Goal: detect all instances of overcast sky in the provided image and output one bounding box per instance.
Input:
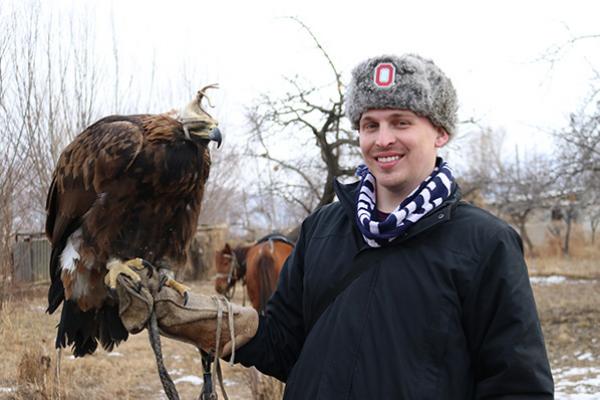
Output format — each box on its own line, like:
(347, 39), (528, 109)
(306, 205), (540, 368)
(36, 0), (600, 158)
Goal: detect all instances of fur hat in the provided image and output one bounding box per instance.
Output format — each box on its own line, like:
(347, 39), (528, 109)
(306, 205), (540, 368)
(345, 54), (458, 136)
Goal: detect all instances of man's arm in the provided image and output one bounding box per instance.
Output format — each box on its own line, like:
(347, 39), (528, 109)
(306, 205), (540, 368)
(463, 226), (554, 398)
(113, 219), (312, 382)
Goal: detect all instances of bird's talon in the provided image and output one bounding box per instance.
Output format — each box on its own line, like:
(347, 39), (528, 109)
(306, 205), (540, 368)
(142, 260), (155, 277)
(163, 277), (190, 300)
(158, 275), (169, 292)
(104, 259), (143, 289)
(183, 291), (189, 306)
(125, 258), (147, 271)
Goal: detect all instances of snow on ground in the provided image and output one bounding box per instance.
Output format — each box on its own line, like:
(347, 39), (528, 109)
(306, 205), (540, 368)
(554, 366), (600, 399)
(530, 275), (568, 285)
(530, 275), (597, 286)
(576, 352), (595, 361)
(223, 379), (239, 387)
(173, 375), (203, 385)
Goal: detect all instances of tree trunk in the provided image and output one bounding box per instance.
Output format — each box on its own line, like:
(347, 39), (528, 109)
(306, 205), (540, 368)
(563, 213), (572, 256)
(517, 218), (536, 257)
(316, 171), (336, 209)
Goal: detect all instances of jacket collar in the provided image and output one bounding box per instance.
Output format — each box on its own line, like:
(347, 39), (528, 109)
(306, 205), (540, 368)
(333, 178), (462, 246)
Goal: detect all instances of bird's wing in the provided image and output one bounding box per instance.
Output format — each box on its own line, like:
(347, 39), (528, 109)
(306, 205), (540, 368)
(46, 116), (146, 244)
(46, 116), (145, 311)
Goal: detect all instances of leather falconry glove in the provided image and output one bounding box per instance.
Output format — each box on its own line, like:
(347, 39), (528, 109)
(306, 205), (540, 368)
(115, 265), (258, 358)
(153, 285), (258, 358)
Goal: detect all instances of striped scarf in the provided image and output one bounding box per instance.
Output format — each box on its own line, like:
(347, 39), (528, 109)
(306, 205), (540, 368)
(356, 157), (455, 247)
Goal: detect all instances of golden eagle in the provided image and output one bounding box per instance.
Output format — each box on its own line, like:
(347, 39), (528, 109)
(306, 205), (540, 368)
(45, 85), (222, 357)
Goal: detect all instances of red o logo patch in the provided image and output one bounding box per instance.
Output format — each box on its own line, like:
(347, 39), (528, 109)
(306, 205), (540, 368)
(373, 63), (395, 88)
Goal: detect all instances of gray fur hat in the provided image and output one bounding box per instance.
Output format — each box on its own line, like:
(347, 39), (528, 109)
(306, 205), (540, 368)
(345, 54), (458, 136)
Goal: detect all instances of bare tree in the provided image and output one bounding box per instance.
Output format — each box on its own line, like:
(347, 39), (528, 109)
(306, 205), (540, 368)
(457, 126), (506, 205)
(197, 146), (269, 237)
(460, 127), (560, 255)
(245, 18), (360, 216)
(547, 193), (581, 257)
(493, 151), (560, 255)
(558, 100), (600, 176)
(0, 1), (233, 277)
(0, 5), (28, 303)
(0, 2), (108, 234)
(553, 86), (600, 250)
(572, 169), (600, 247)
(589, 205), (600, 245)
(0, 1), (189, 235)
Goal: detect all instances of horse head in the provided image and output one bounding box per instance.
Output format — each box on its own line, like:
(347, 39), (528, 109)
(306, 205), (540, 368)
(215, 243), (235, 295)
(214, 242), (249, 297)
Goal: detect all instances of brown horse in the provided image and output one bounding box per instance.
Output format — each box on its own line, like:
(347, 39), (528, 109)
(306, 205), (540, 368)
(215, 235), (294, 312)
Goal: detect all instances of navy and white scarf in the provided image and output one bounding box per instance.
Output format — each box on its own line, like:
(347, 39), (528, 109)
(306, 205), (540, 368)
(356, 157), (455, 247)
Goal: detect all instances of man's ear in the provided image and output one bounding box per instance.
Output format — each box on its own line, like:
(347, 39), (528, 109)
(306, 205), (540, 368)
(434, 127), (450, 148)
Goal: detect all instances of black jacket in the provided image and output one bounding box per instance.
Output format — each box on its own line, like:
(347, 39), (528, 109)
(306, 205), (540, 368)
(236, 180), (554, 399)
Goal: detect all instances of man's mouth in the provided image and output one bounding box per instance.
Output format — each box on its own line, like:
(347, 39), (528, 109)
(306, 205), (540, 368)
(377, 155), (402, 163)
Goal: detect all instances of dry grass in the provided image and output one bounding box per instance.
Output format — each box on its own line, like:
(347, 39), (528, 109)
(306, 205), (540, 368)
(0, 280), (269, 400)
(15, 345), (56, 399)
(244, 368), (284, 400)
(527, 231), (600, 279)
(531, 274), (600, 388)
(3, 250), (597, 399)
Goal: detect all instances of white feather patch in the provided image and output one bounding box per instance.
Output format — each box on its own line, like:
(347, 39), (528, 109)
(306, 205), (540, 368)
(60, 229), (82, 273)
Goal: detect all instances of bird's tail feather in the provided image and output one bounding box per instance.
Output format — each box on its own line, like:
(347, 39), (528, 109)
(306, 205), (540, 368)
(56, 300), (128, 357)
(98, 303), (128, 352)
(56, 300), (98, 357)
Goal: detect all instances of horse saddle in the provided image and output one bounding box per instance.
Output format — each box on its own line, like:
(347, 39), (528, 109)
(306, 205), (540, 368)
(256, 232), (295, 246)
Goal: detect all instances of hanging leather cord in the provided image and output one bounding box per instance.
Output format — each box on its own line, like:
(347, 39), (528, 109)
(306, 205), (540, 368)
(148, 310), (180, 400)
(145, 292), (234, 400)
(200, 296), (234, 400)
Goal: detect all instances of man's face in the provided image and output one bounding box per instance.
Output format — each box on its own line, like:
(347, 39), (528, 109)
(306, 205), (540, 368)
(358, 109), (449, 204)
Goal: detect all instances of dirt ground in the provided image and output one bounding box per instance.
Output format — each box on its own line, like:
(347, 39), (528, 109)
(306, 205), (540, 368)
(0, 280), (260, 400)
(531, 277), (600, 398)
(0, 263), (599, 399)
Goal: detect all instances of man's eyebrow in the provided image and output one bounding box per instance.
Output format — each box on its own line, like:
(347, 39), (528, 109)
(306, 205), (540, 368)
(387, 111), (415, 118)
(361, 111), (416, 121)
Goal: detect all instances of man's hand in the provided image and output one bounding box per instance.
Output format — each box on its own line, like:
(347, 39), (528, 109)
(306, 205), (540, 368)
(114, 268), (258, 357)
(153, 285), (258, 357)
(115, 274), (155, 334)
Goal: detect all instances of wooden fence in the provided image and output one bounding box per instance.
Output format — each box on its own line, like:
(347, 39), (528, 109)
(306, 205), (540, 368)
(12, 233), (51, 283)
(10, 225), (229, 283)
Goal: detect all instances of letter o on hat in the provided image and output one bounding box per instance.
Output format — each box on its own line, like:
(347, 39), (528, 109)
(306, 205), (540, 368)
(373, 63), (395, 88)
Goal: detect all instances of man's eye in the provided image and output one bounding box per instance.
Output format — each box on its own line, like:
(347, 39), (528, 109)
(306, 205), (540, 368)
(393, 120), (410, 128)
(362, 122), (377, 130)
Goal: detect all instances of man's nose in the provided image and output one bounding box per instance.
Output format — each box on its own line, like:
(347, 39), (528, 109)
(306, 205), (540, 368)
(375, 125), (396, 147)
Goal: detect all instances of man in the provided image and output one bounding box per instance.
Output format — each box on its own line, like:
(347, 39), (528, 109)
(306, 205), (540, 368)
(119, 54), (554, 398)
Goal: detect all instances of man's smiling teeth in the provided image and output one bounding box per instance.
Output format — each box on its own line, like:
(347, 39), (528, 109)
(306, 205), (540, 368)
(377, 155), (401, 163)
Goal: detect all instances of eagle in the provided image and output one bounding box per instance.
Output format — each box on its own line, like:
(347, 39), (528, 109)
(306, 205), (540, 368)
(45, 85), (222, 357)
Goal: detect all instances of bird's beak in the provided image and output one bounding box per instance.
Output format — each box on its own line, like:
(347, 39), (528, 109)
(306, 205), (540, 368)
(208, 127), (222, 148)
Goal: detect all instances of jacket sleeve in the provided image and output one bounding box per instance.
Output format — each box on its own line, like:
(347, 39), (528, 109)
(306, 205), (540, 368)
(462, 225), (554, 398)
(233, 220), (309, 381)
